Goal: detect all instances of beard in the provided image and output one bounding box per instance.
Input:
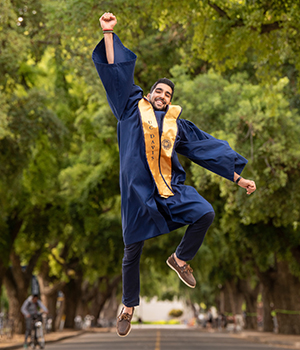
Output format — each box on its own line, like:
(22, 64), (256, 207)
(150, 98), (167, 111)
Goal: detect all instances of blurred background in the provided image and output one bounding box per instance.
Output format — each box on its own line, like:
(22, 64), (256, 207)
(0, 0), (300, 338)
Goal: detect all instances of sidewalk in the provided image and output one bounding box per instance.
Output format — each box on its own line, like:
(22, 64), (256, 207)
(197, 326), (300, 349)
(230, 330), (300, 349)
(0, 328), (113, 350)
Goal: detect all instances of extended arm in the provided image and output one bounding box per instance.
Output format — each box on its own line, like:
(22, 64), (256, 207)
(99, 12), (117, 64)
(176, 120), (256, 195)
(37, 300), (49, 313)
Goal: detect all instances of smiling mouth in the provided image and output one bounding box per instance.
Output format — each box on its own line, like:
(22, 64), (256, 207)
(155, 99), (164, 106)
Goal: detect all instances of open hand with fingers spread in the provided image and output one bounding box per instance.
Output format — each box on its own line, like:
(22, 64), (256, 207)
(100, 12), (117, 31)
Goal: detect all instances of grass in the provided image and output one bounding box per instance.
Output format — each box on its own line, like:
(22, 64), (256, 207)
(132, 319), (181, 325)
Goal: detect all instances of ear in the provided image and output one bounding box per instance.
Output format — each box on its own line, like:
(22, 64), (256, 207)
(146, 93), (150, 99)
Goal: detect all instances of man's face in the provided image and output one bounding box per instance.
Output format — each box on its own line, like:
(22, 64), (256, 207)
(147, 83), (172, 111)
(32, 296), (38, 303)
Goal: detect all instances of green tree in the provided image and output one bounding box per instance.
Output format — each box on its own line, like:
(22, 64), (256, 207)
(0, 0), (67, 330)
(146, 0), (300, 87)
(171, 68), (300, 334)
(2, 0), (300, 335)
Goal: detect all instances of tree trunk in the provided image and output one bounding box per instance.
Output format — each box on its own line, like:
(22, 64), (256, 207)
(37, 261), (66, 332)
(245, 292), (259, 330)
(273, 261), (300, 334)
(100, 286), (120, 325)
(3, 248), (44, 334)
(76, 280), (95, 318)
(225, 279), (244, 315)
(261, 278), (274, 332)
(258, 260), (300, 334)
(38, 278), (65, 332)
(218, 290), (225, 313)
(221, 284), (234, 314)
(63, 276), (82, 329)
(55, 296), (65, 331)
(3, 268), (27, 333)
(0, 217), (23, 314)
(45, 293), (57, 331)
(239, 277), (260, 330)
(0, 265), (6, 301)
(89, 275), (121, 320)
(76, 295), (90, 318)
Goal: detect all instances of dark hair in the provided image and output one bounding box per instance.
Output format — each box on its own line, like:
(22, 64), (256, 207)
(150, 78), (175, 99)
(32, 294), (39, 298)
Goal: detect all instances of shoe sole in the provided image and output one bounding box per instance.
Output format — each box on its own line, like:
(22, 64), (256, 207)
(166, 259), (196, 289)
(116, 323), (132, 337)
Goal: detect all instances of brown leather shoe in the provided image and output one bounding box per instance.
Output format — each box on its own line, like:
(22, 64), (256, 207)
(116, 307), (134, 337)
(166, 253), (196, 288)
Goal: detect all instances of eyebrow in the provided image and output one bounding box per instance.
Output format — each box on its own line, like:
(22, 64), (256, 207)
(155, 88), (172, 97)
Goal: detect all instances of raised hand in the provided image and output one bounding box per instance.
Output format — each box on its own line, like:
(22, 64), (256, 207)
(100, 12), (117, 31)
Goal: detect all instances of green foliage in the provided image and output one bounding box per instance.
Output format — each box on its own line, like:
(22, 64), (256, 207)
(170, 67), (300, 303)
(168, 309), (183, 318)
(1, 0), (300, 322)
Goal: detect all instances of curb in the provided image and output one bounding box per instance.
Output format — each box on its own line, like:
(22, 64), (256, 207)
(198, 328), (300, 349)
(230, 332), (300, 349)
(1, 330), (86, 350)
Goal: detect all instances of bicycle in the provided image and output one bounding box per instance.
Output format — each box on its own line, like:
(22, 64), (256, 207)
(29, 313), (45, 349)
(0, 313), (14, 340)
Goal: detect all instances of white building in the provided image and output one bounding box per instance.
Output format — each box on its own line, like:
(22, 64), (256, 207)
(130, 297), (194, 323)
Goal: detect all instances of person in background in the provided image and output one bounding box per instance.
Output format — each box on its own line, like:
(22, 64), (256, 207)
(21, 294), (48, 348)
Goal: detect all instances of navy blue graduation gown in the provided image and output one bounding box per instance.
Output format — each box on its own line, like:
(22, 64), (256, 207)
(92, 34), (247, 245)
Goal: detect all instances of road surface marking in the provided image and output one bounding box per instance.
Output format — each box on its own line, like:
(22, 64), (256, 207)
(155, 330), (161, 350)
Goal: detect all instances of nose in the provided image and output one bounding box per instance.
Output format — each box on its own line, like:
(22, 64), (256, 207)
(157, 91), (166, 100)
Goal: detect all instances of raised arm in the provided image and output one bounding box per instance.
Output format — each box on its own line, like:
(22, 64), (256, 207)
(92, 15), (141, 120)
(99, 12), (117, 64)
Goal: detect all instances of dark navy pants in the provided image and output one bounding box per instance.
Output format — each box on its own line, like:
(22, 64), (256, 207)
(122, 211), (215, 307)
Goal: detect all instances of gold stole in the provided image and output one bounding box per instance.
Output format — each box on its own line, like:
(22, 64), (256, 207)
(138, 98), (182, 198)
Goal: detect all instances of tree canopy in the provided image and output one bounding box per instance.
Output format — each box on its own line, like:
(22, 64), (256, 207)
(1, 0), (300, 335)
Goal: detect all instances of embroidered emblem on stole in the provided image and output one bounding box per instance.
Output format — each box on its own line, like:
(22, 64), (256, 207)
(138, 98), (182, 198)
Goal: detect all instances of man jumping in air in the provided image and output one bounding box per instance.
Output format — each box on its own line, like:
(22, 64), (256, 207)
(92, 12), (256, 337)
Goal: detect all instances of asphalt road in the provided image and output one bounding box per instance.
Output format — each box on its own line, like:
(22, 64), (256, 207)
(43, 328), (293, 350)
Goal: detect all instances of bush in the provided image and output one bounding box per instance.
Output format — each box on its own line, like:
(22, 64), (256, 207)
(168, 309), (183, 318)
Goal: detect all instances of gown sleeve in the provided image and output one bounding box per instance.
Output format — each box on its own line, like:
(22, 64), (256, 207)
(176, 119), (248, 181)
(92, 34), (139, 120)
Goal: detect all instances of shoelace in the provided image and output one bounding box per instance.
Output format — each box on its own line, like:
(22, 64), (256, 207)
(119, 312), (132, 321)
(182, 264), (193, 273)
(173, 256), (193, 273)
